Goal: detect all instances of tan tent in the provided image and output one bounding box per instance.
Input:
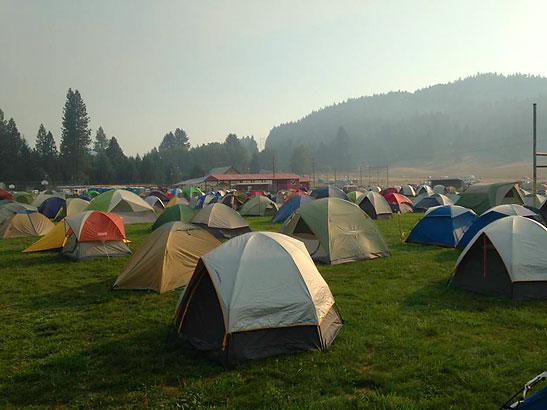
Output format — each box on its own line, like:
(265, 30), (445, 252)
(191, 203), (251, 239)
(66, 198), (90, 217)
(0, 211), (54, 239)
(239, 195), (279, 216)
(23, 219), (66, 252)
(113, 222), (221, 293)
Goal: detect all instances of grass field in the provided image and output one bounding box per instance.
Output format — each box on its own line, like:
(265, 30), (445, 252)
(1, 214), (546, 409)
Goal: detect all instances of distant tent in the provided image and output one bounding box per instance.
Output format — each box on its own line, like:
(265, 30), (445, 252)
(114, 222), (221, 293)
(457, 204), (543, 248)
(220, 192), (247, 211)
(152, 204), (197, 230)
(166, 196), (190, 208)
(0, 189), (13, 201)
(145, 195), (165, 212)
(281, 198), (389, 264)
(149, 190), (169, 202)
(380, 187), (399, 196)
(400, 185), (416, 197)
(450, 216), (547, 299)
(369, 186), (381, 193)
(432, 184), (446, 194)
(86, 189), (157, 224)
(38, 197), (66, 220)
(66, 198), (90, 217)
(171, 231), (343, 365)
(23, 219), (66, 252)
(413, 194), (454, 212)
(32, 191), (65, 208)
(383, 193), (414, 213)
(0, 206), (54, 239)
(191, 203), (251, 239)
(284, 191), (309, 203)
(182, 187), (203, 200)
(13, 192), (34, 204)
(239, 195), (279, 216)
(62, 211), (131, 260)
(347, 190), (364, 202)
(406, 205), (477, 247)
(273, 195), (315, 223)
(417, 185), (434, 196)
(310, 186), (349, 201)
(456, 182), (524, 214)
(356, 191), (392, 219)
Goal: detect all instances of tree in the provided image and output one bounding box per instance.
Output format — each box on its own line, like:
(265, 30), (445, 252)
(289, 144), (310, 175)
(174, 128), (190, 149)
(249, 152), (261, 173)
(59, 89), (91, 181)
(90, 152), (114, 183)
(105, 137), (128, 182)
(159, 132), (176, 152)
(35, 124), (58, 180)
(240, 136), (258, 156)
(93, 126), (109, 153)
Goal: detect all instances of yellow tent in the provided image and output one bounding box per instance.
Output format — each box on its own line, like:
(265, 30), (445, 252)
(23, 219), (66, 252)
(113, 222), (221, 293)
(166, 197), (190, 208)
(66, 198), (90, 216)
(0, 212), (54, 239)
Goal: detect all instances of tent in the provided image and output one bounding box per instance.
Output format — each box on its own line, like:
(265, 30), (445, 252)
(191, 203), (251, 239)
(406, 205), (477, 247)
(182, 187), (203, 200)
(457, 204), (543, 248)
(0, 202), (37, 225)
(170, 231), (343, 365)
(32, 191), (65, 208)
(239, 195), (279, 216)
(380, 187), (399, 196)
(450, 216), (547, 298)
(62, 211), (131, 260)
(66, 198), (90, 217)
(113, 222), (221, 293)
(369, 186), (381, 193)
(166, 196), (190, 208)
(38, 197), (66, 220)
(23, 219), (66, 252)
(383, 193), (414, 213)
(13, 192), (34, 204)
(432, 184), (446, 194)
(0, 207), (54, 239)
(400, 185), (416, 197)
(86, 189), (157, 224)
(524, 194), (547, 208)
(0, 189), (13, 201)
(310, 186), (349, 201)
(413, 194), (454, 212)
(273, 195), (315, 223)
(281, 198), (389, 264)
(145, 195), (165, 212)
(152, 204), (197, 230)
(356, 191), (392, 219)
(501, 370), (547, 409)
(149, 190), (169, 202)
(284, 191), (309, 203)
(220, 192), (247, 211)
(347, 190), (364, 202)
(456, 182), (524, 214)
(417, 185), (434, 196)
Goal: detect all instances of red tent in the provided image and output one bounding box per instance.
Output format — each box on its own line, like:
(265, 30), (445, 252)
(383, 193), (414, 213)
(65, 211), (126, 242)
(380, 187), (399, 196)
(0, 189), (13, 201)
(247, 191), (265, 198)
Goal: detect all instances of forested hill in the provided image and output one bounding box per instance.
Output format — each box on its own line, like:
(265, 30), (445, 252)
(265, 74), (547, 171)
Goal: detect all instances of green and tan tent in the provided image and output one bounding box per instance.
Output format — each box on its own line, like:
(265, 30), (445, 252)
(456, 182), (524, 214)
(113, 222), (221, 293)
(239, 195), (279, 216)
(66, 198), (90, 217)
(191, 203), (251, 239)
(85, 189), (157, 224)
(281, 197), (389, 264)
(13, 192), (34, 204)
(347, 190), (364, 203)
(152, 204), (197, 230)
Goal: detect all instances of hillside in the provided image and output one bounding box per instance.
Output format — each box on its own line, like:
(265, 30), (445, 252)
(265, 74), (547, 172)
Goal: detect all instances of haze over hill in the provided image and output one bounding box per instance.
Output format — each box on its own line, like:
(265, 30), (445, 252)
(266, 74), (547, 176)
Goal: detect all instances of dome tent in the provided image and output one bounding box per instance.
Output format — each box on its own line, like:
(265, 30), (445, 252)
(0, 205), (53, 239)
(413, 194), (454, 212)
(400, 185), (416, 197)
(347, 190), (364, 202)
(356, 191), (392, 219)
(13, 192), (34, 204)
(32, 191), (65, 208)
(239, 195), (279, 216)
(152, 204), (197, 230)
(450, 216), (547, 299)
(220, 191), (247, 211)
(383, 193), (414, 213)
(145, 196), (165, 212)
(281, 198), (389, 264)
(417, 185), (434, 196)
(62, 211), (131, 260)
(23, 219), (67, 252)
(191, 203), (251, 239)
(170, 231), (343, 365)
(457, 204), (544, 248)
(66, 198), (90, 217)
(38, 196), (66, 220)
(166, 196), (190, 208)
(272, 195), (315, 223)
(85, 189), (157, 224)
(406, 205), (477, 247)
(456, 182), (524, 214)
(113, 222), (221, 293)
(310, 186), (349, 201)
(0, 189), (13, 201)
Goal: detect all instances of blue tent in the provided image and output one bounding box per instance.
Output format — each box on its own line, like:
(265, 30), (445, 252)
(38, 197), (66, 219)
(457, 204), (543, 248)
(406, 205), (477, 247)
(502, 371), (547, 409)
(273, 195), (315, 223)
(310, 186), (349, 201)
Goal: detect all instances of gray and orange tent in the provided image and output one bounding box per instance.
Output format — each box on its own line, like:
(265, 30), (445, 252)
(113, 222), (221, 293)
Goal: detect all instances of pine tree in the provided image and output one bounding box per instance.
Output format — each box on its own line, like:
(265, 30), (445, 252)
(93, 126), (109, 153)
(35, 124), (58, 180)
(173, 128), (190, 149)
(60, 89), (91, 181)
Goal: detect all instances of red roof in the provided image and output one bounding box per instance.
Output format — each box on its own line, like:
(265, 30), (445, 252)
(206, 173), (303, 182)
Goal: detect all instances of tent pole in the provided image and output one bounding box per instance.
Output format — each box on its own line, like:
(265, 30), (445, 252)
(533, 103), (537, 208)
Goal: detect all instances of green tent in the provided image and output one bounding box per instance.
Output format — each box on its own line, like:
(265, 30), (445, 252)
(13, 192), (34, 204)
(152, 204), (197, 230)
(281, 197), (389, 265)
(347, 190), (364, 202)
(456, 182), (524, 214)
(239, 195), (279, 216)
(85, 189), (157, 224)
(183, 187), (203, 199)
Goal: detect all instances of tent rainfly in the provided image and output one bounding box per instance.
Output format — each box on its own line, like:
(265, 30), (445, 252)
(400, 185), (416, 197)
(85, 189), (157, 224)
(273, 195), (315, 223)
(239, 195), (279, 216)
(413, 194), (454, 212)
(356, 191), (392, 219)
(66, 198), (90, 217)
(456, 182), (524, 214)
(0, 206), (54, 239)
(383, 193), (414, 213)
(152, 204), (197, 230)
(310, 186), (349, 201)
(145, 196), (165, 212)
(170, 231), (343, 365)
(191, 203), (251, 239)
(23, 219), (67, 252)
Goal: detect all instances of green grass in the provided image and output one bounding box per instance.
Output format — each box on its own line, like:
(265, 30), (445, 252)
(1, 214), (547, 409)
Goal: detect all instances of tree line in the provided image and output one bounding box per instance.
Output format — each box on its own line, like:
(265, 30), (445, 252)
(0, 89), (316, 187)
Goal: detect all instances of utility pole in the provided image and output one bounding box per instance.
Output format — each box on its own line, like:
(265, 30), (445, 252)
(272, 152), (276, 193)
(534, 103), (538, 208)
(387, 165), (389, 187)
(368, 165), (371, 186)
(359, 165), (363, 187)
(311, 158), (315, 189)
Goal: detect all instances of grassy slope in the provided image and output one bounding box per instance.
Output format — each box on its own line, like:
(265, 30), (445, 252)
(1, 215), (547, 409)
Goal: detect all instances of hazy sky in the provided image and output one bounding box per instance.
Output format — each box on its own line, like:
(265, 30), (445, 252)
(2, 1), (547, 155)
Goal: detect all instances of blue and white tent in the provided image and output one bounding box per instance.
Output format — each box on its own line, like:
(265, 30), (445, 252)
(406, 205), (477, 247)
(272, 195), (315, 223)
(457, 204), (544, 248)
